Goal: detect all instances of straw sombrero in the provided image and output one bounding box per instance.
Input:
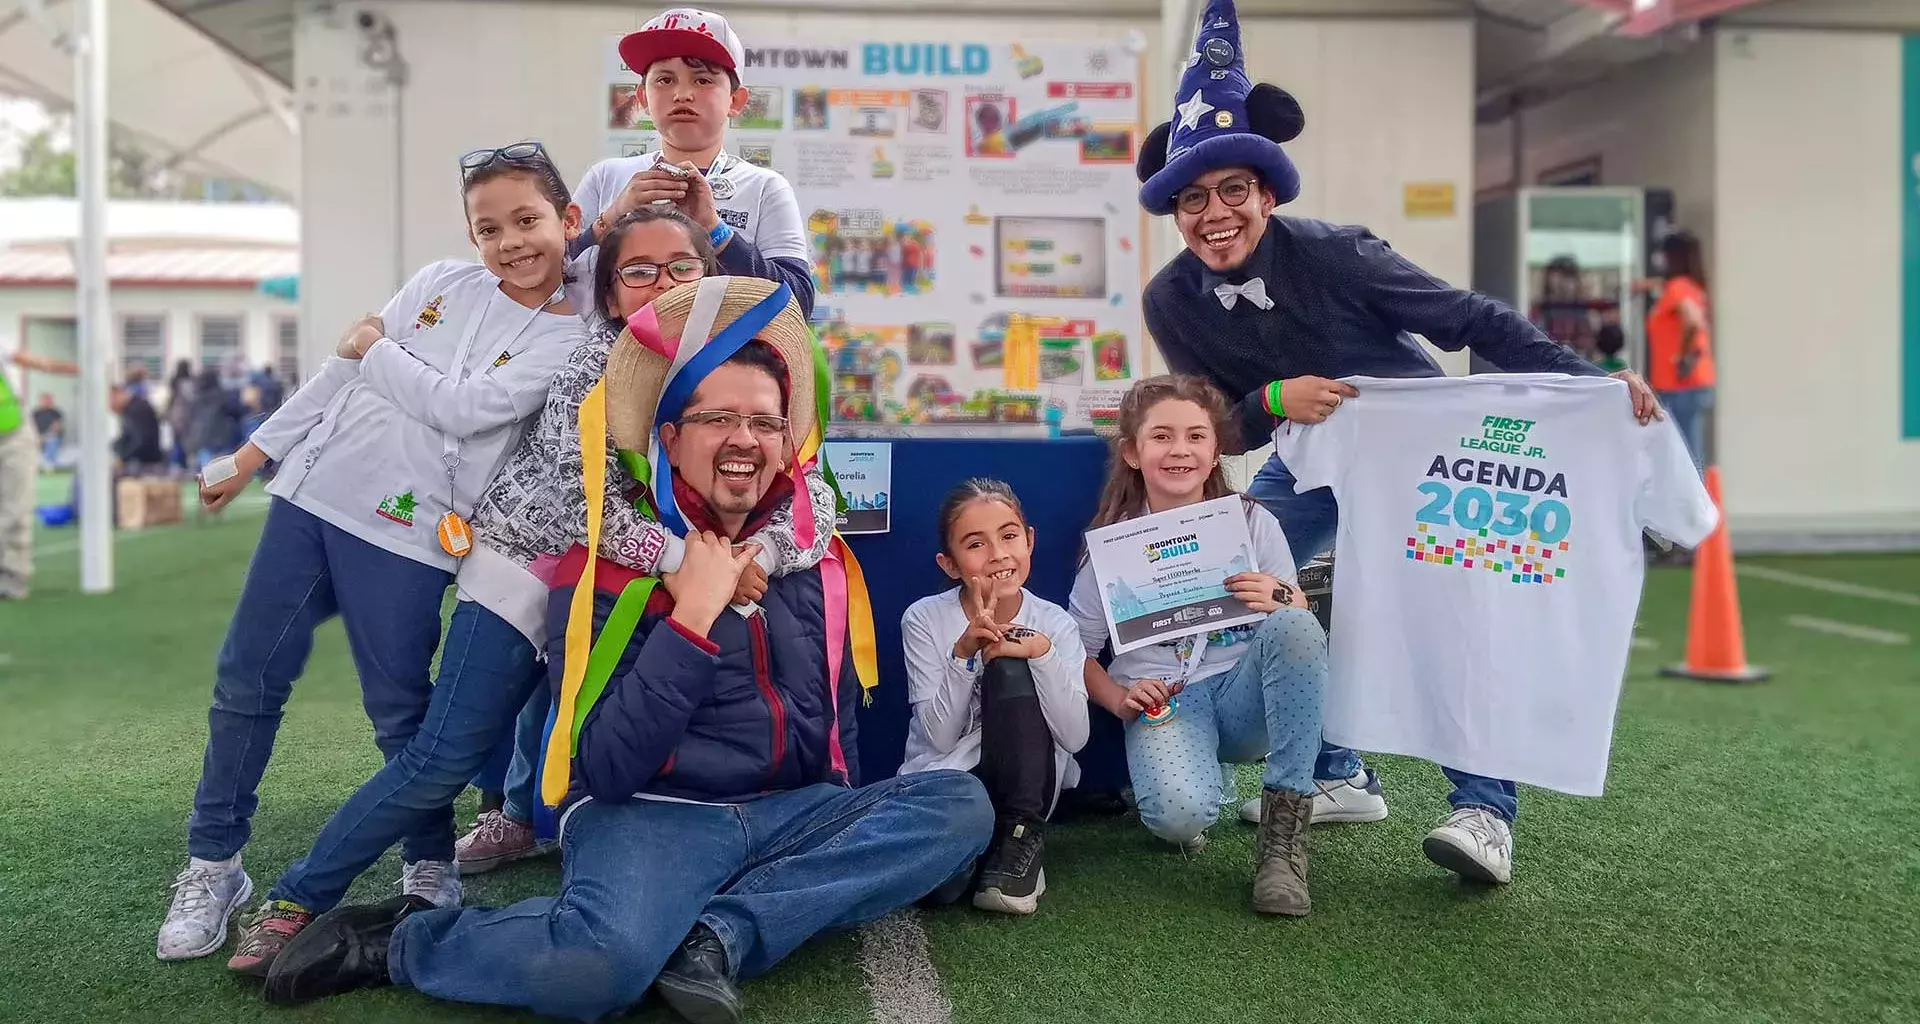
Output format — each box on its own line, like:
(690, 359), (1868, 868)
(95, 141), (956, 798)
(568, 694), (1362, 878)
(541, 274), (879, 810)
(603, 275), (817, 460)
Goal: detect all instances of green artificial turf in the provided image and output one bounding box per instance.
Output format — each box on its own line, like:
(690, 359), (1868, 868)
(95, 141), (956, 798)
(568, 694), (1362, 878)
(2, 495), (1915, 1023)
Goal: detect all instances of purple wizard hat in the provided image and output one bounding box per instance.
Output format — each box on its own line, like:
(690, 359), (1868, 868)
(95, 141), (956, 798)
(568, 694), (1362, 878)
(1137, 0), (1305, 215)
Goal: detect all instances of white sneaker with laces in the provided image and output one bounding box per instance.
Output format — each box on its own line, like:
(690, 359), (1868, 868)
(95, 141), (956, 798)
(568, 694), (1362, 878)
(1239, 768), (1390, 824)
(1422, 808), (1514, 884)
(157, 856), (253, 961)
(401, 859), (464, 909)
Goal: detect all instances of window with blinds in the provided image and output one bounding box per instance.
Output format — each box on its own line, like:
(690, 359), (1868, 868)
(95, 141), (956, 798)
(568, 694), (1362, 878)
(198, 315), (244, 370)
(275, 317), (300, 385)
(121, 316), (166, 381)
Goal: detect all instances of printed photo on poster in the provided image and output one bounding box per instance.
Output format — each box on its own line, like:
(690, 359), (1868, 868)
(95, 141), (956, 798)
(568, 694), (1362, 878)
(1092, 331), (1130, 381)
(996, 217), (1107, 299)
(794, 87), (829, 130)
(849, 106), (897, 138)
(738, 86), (783, 130)
(1080, 124), (1134, 163)
(738, 141), (774, 168)
(966, 94), (1015, 157)
(908, 321), (956, 364)
(1084, 495), (1264, 653)
(608, 85), (651, 130)
(809, 208), (935, 296)
(822, 442), (892, 534)
(1040, 338), (1084, 386)
(911, 89), (948, 133)
(616, 135), (659, 157)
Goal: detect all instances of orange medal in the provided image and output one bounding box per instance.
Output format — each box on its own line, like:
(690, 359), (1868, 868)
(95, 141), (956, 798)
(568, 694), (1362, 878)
(437, 511), (474, 557)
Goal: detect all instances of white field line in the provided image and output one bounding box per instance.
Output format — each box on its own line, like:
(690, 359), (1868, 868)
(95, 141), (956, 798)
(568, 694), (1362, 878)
(1784, 615), (1911, 646)
(1735, 564), (1920, 608)
(859, 909), (954, 1024)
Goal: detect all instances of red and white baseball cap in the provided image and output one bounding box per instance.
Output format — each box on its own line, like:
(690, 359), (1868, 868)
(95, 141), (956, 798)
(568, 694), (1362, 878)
(619, 8), (746, 77)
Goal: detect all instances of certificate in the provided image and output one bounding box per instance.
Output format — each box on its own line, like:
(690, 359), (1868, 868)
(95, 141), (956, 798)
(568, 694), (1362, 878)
(1083, 495), (1263, 654)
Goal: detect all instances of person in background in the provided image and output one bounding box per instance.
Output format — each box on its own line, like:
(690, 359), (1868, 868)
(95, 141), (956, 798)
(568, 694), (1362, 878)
(566, 9), (815, 317)
(1133, 0), (1662, 885)
(1593, 322), (1629, 375)
(1644, 230), (1715, 474)
(167, 358), (196, 471)
(184, 366), (243, 474)
(113, 368), (166, 474)
(32, 393), (64, 469)
(1, 347), (78, 601)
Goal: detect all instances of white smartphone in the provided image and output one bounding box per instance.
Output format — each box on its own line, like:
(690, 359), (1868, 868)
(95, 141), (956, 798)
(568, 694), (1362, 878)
(200, 454), (240, 488)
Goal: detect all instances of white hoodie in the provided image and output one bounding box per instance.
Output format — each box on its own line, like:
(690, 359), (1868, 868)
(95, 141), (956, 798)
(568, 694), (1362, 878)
(250, 260), (584, 571)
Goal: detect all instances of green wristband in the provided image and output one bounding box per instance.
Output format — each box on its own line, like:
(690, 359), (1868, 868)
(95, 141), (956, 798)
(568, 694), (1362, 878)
(1265, 380), (1285, 418)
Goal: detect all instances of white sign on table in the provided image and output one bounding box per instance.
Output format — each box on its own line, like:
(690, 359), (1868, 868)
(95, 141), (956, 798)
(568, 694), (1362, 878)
(823, 441), (892, 535)
(1082, 495), (1262, 654)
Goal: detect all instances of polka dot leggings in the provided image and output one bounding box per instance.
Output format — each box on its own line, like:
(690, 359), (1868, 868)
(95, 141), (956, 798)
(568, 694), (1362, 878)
(1123, 608), (1328, 846)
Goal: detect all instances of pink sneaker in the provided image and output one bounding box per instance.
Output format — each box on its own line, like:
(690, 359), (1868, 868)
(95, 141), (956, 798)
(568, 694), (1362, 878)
(454, 809), (556, 875)
(227, 900), (314, 977)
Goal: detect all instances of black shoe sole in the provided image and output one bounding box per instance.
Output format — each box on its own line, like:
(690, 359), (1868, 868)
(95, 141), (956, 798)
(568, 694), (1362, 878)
(261, 900), (417, 1005)
(654, 972), (745, 1024)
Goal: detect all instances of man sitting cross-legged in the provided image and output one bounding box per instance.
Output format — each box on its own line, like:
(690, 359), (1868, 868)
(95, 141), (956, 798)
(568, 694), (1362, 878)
(264, 277), (993, 1023)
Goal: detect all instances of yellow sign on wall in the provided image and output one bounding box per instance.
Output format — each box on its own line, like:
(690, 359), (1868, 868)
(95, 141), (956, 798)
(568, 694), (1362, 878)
(1403, 182), (1457, 219)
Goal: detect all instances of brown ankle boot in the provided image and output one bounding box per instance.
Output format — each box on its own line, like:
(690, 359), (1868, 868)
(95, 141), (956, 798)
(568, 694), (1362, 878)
(1252, 787), (1313, 916)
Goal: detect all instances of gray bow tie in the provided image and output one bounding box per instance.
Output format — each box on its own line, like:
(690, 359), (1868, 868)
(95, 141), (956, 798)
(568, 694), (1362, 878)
(1214, 278), (1273, 311)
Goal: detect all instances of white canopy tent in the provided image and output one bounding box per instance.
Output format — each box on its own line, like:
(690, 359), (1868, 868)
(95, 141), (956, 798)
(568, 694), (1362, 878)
(0, 0), (297, 197)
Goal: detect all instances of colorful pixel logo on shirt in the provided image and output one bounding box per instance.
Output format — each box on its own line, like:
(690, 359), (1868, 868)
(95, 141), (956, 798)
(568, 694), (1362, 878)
(1407, 523), (1569, 585)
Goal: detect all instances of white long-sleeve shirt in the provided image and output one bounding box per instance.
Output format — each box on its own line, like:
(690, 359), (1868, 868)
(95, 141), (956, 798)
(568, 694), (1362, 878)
(253, 260), (583, 570)
(898, 588), (1090, 799)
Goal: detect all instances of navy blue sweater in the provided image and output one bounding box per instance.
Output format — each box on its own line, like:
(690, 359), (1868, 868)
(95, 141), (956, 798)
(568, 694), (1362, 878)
(1144, 215), (1602, 453)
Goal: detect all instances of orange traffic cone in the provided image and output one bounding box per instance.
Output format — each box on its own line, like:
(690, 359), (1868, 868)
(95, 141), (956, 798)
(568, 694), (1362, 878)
(1661, 466), (1771, 683)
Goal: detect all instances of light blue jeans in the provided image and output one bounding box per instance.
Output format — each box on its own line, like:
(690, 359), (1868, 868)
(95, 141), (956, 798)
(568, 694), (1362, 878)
(1125, 608), (1327, 846)
(389, 771), (993, 1021)
(1658, 386), (1713, 476)
(1248, 453), (1519, 822)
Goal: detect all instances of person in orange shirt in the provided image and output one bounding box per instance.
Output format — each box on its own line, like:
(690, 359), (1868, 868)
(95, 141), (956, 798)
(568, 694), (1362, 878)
(1644, 230), (1715, 474)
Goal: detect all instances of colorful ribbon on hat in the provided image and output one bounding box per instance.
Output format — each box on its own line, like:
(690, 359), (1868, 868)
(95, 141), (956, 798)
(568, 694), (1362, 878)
(540, 286), (878, 808)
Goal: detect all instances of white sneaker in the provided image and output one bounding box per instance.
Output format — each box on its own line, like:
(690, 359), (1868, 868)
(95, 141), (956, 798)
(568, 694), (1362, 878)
(1239, 768), (1389, 824)
(401, 859), (464, 909)
(1422, 808), (1514, 884)
(157, 856), (253, 961)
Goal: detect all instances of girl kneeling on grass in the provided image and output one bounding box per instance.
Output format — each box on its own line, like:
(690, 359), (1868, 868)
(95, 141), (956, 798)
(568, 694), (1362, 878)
(899, 479), (1089, 915)
(159, 142), (588, 962)
(1068, 374), (1329, 917)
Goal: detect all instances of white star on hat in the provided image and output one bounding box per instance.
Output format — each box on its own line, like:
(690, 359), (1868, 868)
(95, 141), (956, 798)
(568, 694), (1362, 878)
(1176, 90), (1215, 131)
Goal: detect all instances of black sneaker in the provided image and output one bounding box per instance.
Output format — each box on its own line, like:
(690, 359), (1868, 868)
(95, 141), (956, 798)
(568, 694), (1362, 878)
(972, 822), (1045, 915)
(653, 923), (743, 1024)
(262, 894), (433, 1006)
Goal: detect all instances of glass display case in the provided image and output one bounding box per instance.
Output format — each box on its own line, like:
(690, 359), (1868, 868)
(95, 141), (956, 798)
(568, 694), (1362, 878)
(1473, 187), (1661, 374)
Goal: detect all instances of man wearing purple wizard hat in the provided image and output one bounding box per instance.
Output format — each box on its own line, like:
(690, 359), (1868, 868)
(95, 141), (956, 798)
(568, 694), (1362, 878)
(1138, 0), (1663, 888)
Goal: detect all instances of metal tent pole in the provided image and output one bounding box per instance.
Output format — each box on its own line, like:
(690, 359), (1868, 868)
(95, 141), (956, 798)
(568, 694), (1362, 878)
(73, 0), (113, 594)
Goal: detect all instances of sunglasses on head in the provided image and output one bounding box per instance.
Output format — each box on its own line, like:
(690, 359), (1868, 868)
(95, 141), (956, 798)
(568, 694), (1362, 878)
(458, 141), (557, 183)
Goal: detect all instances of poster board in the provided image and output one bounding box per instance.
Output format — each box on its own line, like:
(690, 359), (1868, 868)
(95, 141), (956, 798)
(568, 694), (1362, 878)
(604, 39), (1146, 435)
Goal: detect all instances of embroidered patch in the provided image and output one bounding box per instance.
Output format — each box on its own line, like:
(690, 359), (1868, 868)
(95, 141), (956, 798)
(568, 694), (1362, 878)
(493, 350), (514, 367)
(376, 490), (418, 527)
(416, 296), (445, 329)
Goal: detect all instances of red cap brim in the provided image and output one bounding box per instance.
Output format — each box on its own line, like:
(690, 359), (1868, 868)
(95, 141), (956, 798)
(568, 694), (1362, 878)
(619, 29), (737, 76)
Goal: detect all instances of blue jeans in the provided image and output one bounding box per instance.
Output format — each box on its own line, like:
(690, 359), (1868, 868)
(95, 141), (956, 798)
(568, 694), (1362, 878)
(1658, 386), (1713, 476)
(1125, 608), (1328, 845)
(469, 676), (553, 828)
(1248, 454), (1519, 822)
(270, 600), (545, 911)
(189, 499), (454, 861)
(389, 771), (994, 1021)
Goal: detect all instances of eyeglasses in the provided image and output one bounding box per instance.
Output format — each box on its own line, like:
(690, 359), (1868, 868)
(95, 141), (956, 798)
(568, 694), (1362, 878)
(1175, 176), (1255, 215)
(679, 410), (789, 438)
(458, 141), (557, 182)
(616, 258), (707, 287)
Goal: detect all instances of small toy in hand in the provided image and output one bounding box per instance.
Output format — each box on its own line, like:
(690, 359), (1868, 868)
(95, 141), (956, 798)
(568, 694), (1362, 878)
(1142, 700), (1178, 727)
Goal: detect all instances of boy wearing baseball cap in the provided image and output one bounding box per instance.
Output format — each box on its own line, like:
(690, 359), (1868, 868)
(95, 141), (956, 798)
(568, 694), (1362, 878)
(566, 8), (814, 318)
